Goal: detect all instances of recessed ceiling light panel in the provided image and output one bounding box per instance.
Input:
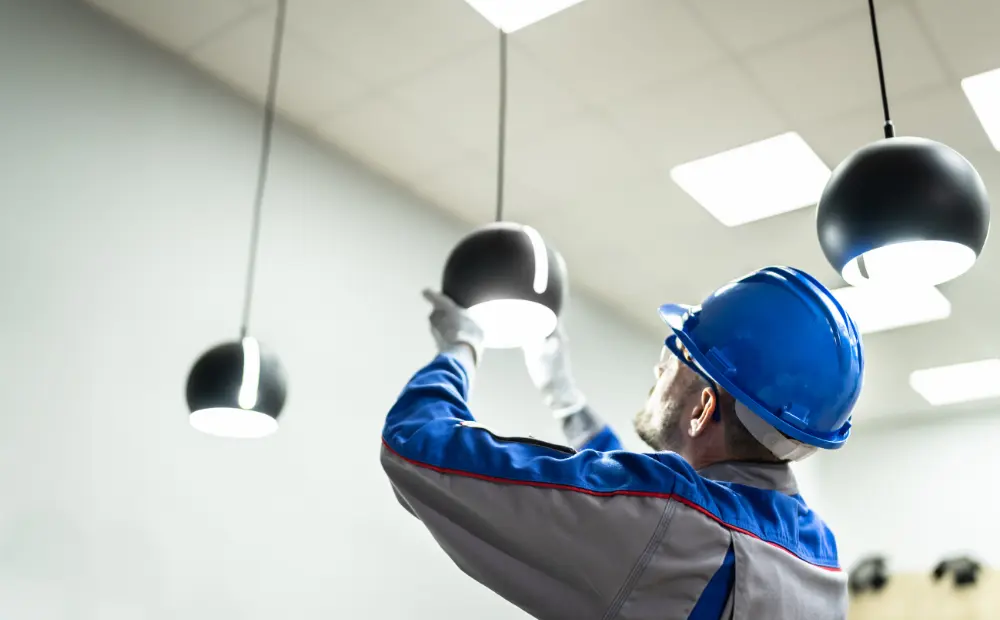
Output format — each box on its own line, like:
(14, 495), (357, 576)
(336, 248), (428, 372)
(831, 284), (951, 334)
(463, 0), (587, 33)
(962, 67), (1000, 151)
(670, 132), (831, 227)
(910, 359), (1000, 406)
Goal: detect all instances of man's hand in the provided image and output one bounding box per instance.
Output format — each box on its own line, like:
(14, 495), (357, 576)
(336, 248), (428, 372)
(423, 289), (485, 367)
(522, 325), (587, 417)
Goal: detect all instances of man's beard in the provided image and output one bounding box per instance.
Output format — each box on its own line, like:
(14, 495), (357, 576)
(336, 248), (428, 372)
(633, 402), (686, 452)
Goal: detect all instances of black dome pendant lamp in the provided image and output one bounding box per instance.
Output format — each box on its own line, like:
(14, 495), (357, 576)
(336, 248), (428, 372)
(816, 0), (990, 287)
(185, 0), (289, 438)
(441, 30), (567, 349)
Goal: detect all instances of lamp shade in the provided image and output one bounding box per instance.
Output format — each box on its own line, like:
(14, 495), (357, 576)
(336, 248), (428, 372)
(185, 337), (287, 438)
(817, 137), (990, 287)
(443, 222), (567, 349)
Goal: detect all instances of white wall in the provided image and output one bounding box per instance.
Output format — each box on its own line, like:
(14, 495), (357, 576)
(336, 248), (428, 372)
(0, 0), (658, 618)
(807, 414), (1000, 575)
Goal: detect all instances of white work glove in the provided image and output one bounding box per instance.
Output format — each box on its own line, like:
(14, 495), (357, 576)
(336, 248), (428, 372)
(522, 325), (587, 418)
(422, 289), (485, 369)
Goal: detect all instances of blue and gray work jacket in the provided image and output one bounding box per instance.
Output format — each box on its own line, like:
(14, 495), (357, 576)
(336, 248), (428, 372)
(381, 354), (848, 619)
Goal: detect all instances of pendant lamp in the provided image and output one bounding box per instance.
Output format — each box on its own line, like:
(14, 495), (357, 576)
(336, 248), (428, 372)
(816, 0), (990, 287)
(441, 31), (567, 349)
(185, 0), (289, 438)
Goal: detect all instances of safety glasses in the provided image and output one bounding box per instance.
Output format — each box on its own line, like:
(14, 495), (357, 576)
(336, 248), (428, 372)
(658, 335), (722, 422)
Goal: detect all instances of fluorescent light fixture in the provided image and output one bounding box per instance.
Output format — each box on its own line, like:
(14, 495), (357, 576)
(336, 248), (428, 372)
(961, 67), (1000, 151)
(831, 284), (951, 334)
(670, 132), (831, 227)
(910, 359), (1000, 406)
(462, 0), (587, 33)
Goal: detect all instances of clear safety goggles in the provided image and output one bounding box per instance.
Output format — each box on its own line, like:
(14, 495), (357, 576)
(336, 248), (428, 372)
(656, 335), (722, 422)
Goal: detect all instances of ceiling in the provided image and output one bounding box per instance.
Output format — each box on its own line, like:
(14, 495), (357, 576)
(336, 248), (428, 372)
(84, 0), (1000, 425)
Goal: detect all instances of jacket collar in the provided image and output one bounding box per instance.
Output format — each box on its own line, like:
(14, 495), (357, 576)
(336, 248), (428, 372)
(697, 461), (799, 496)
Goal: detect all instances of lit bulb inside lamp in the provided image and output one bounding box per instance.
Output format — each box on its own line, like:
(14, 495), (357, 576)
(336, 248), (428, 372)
(468, 300), (558, 349)
(189, 407), (279, 439)
(842, 240), (978, 287)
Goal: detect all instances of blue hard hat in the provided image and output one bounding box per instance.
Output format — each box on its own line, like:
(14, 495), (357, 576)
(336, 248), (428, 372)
(657, 266), (864, 450)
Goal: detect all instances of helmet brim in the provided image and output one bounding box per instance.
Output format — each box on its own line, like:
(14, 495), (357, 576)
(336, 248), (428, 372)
(657, 303), (694, 331)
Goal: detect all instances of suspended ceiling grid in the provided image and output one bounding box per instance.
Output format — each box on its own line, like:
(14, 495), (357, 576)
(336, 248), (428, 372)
(84, 0), (1000, 424)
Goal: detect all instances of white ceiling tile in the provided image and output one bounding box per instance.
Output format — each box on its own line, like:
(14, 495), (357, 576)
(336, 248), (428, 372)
(387, 40), (590, 155)
(188, 11), (373, 125)
(531, 174), (702, 252)
(285, 0), (494, 89)
(914, 0), (1000, 77)
(607, 63), (787, 168)
(317, 95), (472, 185)
(409, 154), (563, 226)
(539, 170), (839, 301)
(892, 85), (997, 154)
(799, 108), (886, 167)
(802, 84), (996, 166)
(525, 178), (688, 325)
(87, 0), (260, 51)
(688, 0), (863, 53)
(515, 0), (727, 107)
(505, 114), (652, 201)
(410, 157), (497, 224)
(743, 3), (948, 124)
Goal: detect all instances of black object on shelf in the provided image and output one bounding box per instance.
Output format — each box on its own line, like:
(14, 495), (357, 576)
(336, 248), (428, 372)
(932, 556), (982, 589)
(849, 555), (890, 595)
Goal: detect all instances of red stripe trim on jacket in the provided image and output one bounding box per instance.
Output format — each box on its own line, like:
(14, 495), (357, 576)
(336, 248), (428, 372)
(381, 438), (841, 572)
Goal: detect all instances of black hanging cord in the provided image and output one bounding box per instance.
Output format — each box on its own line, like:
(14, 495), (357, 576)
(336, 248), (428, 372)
(495, 30), (508, 222)
(240, 0), (288, 338)
(866, 0), (894, 139)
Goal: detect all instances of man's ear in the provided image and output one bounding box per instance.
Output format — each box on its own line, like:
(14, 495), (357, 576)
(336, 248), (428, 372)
(688, 387), (717, 438)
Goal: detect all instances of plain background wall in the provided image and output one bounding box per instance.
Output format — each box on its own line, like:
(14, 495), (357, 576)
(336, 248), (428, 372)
(806, 414), (1000, 575)
(0, 0), (658, 617)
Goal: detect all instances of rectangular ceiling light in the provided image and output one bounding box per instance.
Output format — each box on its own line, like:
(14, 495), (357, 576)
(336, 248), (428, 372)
(831, 285), (951, 335)
(910, 359), (1000, 406)
(670, 132), (831, 227)
(463, 0), (587, 33)
(961, 67), (1000, 151)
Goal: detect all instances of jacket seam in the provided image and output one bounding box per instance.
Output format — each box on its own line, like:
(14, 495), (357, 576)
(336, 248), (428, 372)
(602, 498), (679, 620)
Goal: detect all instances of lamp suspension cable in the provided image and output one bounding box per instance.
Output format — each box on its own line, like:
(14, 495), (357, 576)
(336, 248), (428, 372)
(240, 0), (288, 338)
(495, 30), (508, 223)
(866, 0), (894, 139)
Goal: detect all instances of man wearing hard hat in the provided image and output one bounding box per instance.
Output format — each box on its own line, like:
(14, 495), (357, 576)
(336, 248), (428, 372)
(381, 266), (864, 619)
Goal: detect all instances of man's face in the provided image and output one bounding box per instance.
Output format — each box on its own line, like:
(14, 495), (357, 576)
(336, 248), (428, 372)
(633, 346), (702, 452)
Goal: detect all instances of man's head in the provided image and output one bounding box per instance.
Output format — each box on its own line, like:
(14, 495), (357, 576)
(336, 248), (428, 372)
(633, 342), (781, 468)
(641, 266), (866, 467)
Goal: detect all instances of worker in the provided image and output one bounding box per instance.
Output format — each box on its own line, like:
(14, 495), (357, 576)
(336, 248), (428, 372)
(381, 266), (864, 619)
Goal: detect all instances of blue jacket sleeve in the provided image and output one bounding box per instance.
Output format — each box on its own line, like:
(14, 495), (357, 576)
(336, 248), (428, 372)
(559, 405), (625, 452)
(577, 425), (624, 452)
(382, 354), (661, 493)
